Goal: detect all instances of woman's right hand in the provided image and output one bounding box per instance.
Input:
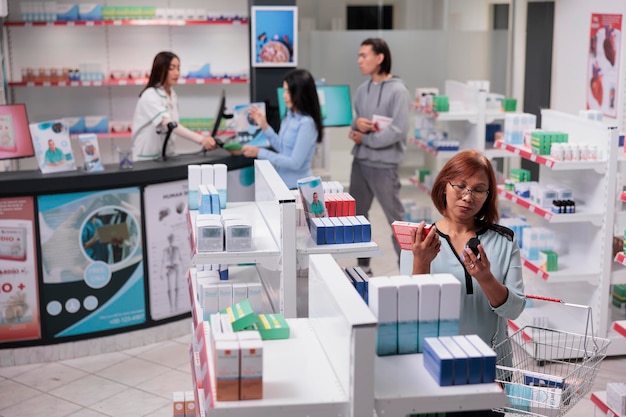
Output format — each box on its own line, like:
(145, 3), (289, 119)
(410, 222), (440, 274)
(199, 135), (217, 151)
(248, 106), (268, 131)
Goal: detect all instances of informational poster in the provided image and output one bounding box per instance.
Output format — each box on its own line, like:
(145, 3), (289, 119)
(38, 187), (145, 338)
(29, 119), (77, 174)
(587, 13), (622, 118)
(144, 180), (193, 320)
(0, 197), (41, 343)
(251, 6), (297, 67)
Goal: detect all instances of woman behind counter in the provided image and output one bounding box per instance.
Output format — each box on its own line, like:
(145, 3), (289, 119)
(131, 51), (217, 161)
(241, 68), (323, 189)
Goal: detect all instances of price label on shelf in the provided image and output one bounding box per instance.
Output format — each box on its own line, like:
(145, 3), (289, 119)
(194, 79), (205, 84)
(86, 21), (94, 27)
(222, 79), (232, 84)
(530, 154), (537, 162)
(113, 20), (122, 25)
(118, 80), (127, 86)
(514, 148), (520, 155)
(42, 82), (51, 87)
(543, 213), (552, 220)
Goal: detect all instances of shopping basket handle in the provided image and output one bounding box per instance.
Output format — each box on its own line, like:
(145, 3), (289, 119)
(525, 294), (563, 303)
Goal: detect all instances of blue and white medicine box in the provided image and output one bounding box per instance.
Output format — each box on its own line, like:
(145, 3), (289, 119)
(348, 216), (362, 243)
(65, 116), (85, 135)
(414, 274), (440, 352)
(338, 217), (354, 243)
(310, 218), (325, 244)
(394, 275), (419, 354)
(436, 274), (461, 337)
(56, 4), (79, 21)
(207, 184), (221, 214)
(423, 337), (454, 386)
(368, 277), (398, 356)
(451, 335), (483, 384)
(78, 4), (103, 20)
(439, 336), (469, 385)
(213, 164), (228, 209)
(329, 217), (344, 243)
(84, 116), (109, 134)
(465, 334), (497, 383)
(356, 215), (371, 242)
(195, 214), (223, 252)
(201, 164), (214, 186)
(188, 165), (202, 211)
(223, 219), (252, 252)
(321, 217), (336, 244)
(198, 184), (212, 215)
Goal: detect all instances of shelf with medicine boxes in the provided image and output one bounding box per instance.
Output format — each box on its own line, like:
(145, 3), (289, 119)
(498, 109), (626, 356)
(591, 391), (626, 417)
(409, 80), (511, 194)
(1, 0), (250, 168)
(187, 253), (378, 417)
(187, 160), (297, 318)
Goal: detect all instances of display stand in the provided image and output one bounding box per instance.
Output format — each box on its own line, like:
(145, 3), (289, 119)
(188, 253), (377, 417)
(495, 109), (626, 356)
(591, 391), (625, 417)
(189, 159), (296, 317)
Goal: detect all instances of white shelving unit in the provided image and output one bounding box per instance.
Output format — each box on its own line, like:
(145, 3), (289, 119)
(188, 253), (378, 417)
(496, 109), (626, 356)
(1, 0), (250, 164)
(591, 391), (625, 417)
(188, 160), (297, 318)
(411, 80), (509, 171)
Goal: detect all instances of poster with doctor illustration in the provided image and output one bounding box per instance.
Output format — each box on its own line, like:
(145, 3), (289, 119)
(587, 13), (622, 118)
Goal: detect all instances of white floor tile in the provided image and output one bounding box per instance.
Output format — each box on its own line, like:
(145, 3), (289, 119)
(11, 362), (87, 392)
(0, 392), (81, 417)
(0, 379), (41, 410)
(49, 374), (128, 407)
(88, 387), (169, 417)
(60, 351), (131, 374)
(137, 341), (190, 369)
(135, 368), (194, 399)
(96, 356), (171, 387)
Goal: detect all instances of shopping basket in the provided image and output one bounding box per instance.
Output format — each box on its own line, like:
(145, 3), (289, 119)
(492, 295), (611, 417)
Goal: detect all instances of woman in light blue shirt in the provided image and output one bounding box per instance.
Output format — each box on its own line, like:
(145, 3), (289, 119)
(242, 69), (323, 189)
(409, 150), (525, 417)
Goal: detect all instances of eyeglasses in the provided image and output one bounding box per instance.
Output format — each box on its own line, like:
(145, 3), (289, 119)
(449, 182), (490, 201)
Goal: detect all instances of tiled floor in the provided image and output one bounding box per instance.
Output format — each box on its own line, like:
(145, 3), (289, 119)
(0, 184), (624, 417)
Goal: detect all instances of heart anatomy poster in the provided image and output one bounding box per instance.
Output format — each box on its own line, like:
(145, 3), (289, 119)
(587, 13), (622, 118)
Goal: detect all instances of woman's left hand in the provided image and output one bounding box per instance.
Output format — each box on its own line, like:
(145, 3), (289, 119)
(241, 145), (259, 158)
(462, 244), (491, 281)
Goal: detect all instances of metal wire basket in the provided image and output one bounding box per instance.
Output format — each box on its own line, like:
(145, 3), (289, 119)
(492, 295), (611, 417)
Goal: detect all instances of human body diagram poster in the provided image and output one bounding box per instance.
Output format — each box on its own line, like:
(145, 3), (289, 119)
(144, 180), (192, 320)
(587, 13), (622, 118)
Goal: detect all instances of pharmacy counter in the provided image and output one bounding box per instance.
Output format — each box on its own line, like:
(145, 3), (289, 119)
(0, 150), (255, 358)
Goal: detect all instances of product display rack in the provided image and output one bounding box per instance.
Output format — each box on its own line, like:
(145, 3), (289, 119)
(590, 391), (625, 417)
(496, 109), (626, 356)
(1, 0), (250, 154)
(411, 80), (510, 168)
(188, 160), (297, 318)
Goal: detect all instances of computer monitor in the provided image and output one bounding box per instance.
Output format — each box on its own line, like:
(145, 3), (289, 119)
(0, 104), (35, 161)
(276, 84), (353, 127)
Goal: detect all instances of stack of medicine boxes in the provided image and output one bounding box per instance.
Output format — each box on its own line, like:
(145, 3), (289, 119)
(367, 274), (497, 386)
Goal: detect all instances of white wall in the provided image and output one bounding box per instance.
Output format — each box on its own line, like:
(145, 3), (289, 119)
(551, 0), (626, 129)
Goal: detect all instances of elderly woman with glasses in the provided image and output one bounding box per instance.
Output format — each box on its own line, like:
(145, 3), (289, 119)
(409, 150), (525, 417)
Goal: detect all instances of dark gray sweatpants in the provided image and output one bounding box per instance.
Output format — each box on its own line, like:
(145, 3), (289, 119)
(349, 159), (405, 267)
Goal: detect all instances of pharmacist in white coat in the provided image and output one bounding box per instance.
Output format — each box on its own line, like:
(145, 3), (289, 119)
(131, 51), (216, 161)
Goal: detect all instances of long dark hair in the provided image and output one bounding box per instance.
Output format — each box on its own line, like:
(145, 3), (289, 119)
(361, 38), (392, 75)
(139, 51), (178, 96)
(284, 69), (323, 143)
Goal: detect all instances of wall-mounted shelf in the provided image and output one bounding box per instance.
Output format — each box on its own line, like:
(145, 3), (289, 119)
(497, 186), (604, 224)
(494, 140), (607, 173)
(8, 77), (247, 88)
(614, 321), (626, 338)
(4, 18), (248, 27)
